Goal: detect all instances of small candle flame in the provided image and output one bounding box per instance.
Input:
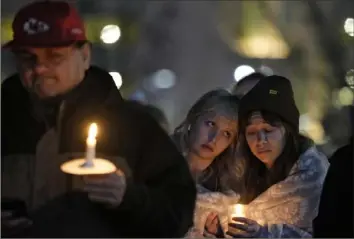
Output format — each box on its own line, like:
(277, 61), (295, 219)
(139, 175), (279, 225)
(88, 123), (98, 139)
(228, 204), (247, 231)
(234, 204), (245, 217)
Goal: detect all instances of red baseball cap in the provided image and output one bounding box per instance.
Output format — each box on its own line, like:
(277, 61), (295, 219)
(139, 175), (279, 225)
(3, 0), (87, 49)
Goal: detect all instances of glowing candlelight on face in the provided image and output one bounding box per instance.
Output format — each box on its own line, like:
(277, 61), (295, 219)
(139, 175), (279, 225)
(85, 123), (98, 166)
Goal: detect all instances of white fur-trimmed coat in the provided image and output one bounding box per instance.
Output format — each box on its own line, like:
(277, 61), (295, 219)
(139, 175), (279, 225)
(187, 146), (329, 238)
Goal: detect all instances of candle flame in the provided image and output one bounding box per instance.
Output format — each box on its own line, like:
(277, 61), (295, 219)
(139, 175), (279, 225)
(88, 123), (98, 139)
(230, 204), (245, 218)
(234, 204), (245, 217)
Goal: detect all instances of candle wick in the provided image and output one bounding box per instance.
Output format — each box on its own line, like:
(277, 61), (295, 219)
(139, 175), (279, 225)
(80, 160), (94, 168)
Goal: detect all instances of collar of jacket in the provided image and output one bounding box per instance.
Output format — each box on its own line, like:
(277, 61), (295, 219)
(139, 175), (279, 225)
(59, 66), (124, 123)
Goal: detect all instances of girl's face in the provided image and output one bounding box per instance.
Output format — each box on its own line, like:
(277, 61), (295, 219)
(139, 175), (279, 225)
(189, 111), (237, 162)
(245, 111), (286, 169)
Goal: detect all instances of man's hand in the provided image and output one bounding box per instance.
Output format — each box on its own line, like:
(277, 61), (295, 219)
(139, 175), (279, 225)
(83, 170), (127, 208)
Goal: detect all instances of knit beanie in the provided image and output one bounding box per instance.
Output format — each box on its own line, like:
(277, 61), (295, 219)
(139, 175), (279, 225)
(238, 75), (300, 131)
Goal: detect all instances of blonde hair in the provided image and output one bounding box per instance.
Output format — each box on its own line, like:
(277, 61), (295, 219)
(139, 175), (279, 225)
(172, 89), (240, 191)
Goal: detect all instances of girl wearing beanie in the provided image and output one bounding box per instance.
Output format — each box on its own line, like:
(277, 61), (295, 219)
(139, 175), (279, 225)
(205, 75), (329, 238)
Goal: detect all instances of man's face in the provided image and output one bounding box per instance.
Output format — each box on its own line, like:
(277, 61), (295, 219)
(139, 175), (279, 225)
(13, 42), (90, 99)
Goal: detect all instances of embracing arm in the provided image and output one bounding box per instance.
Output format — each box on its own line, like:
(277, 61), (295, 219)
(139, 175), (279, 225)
(257, 223), (312, 238)
(246, 148), (329, 238)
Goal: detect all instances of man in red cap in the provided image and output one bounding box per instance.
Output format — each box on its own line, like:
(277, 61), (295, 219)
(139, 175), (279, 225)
(1, 1), (196, 237)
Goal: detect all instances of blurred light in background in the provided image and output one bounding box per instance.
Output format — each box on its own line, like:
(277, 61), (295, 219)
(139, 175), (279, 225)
(344, 18), (354, 37)
(109, 71), (123, 89)
(129, 90), (147, 103)
(237, 35), (290, 59)
(338, 87), (354, 106)
(100, 25), (121, 44)
(345, 69), (354, 89)
(299, 114), (326, 144)
(218, 1), (290, 59)
(259, 65), (274, 76)
(233, 65), (255, 82)
(151, 69), (177, 89)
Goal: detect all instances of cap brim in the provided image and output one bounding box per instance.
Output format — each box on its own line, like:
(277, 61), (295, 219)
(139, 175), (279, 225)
(2, 39), (86, 50)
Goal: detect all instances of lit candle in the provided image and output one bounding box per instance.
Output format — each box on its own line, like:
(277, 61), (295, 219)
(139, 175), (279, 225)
(60, 122), (117, 175)
(228, 204), (245, 224)
(84, 123), (98, 167)
(231, 204), (245, 218)
(228, 204), (246, 234)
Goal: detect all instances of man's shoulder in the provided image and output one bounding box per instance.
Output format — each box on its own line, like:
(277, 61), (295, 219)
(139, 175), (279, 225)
(2, 73), (31, 112)
(100, 100), (158, 124)
(328, 143), (353, 174)
(330, 143), (352, 161)
(63, 100), (163, 145)
(2, 73), (22, 93)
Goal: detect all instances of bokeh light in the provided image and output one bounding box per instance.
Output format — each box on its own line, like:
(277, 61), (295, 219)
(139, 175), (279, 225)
(259, 65), (273, 76)
(233, 65), (255, 82)
(109, 72), (123, 89)
(338, 87), (354, 106)
(345, 69), (354, 89)
(152, 69), (177, 89)
(100, 25), (121, 44)
(344, 18), (354, 37)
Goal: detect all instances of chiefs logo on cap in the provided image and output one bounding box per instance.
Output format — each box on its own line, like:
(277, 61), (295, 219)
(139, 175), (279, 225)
(23, 18), (50, 35)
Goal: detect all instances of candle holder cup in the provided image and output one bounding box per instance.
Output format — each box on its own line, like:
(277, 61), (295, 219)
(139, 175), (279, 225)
(60, 157), (116, 175)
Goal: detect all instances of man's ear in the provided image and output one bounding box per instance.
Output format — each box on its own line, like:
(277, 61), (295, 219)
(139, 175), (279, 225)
(81, 42), (92, 70)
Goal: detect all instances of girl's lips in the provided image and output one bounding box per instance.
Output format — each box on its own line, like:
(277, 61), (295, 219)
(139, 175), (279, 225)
(201, 144), (214, 152)
(257, 150), (271, 154)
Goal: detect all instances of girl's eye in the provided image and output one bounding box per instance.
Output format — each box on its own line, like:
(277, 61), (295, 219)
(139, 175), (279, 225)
(205, 120), (215, 127)
(264, 127), (275, 133)
(224, 131), (231, 138)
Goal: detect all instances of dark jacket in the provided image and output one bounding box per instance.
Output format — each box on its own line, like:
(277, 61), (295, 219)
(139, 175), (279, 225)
(1, 66), (196, 237)
(313, 141), (353, 238)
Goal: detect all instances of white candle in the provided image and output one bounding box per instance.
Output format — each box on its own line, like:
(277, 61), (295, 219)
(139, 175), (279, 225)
(85, 123), (98, 167)
(61, 122), (118, 175)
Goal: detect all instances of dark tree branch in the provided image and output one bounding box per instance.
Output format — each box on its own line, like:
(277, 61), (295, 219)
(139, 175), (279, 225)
(304, 0), (347, 89)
